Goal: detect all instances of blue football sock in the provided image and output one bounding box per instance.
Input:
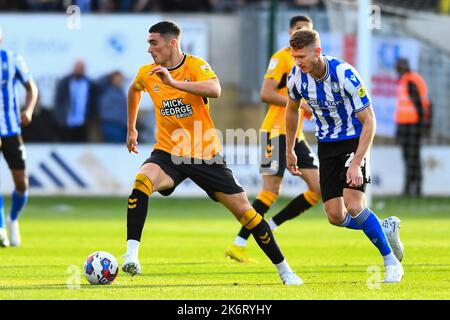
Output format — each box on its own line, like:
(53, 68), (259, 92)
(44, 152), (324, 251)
(339, 212), (363, 230)
(354, 208), (392, 256)
(9, 191), (28, 221)
(0, 195), (4, 229)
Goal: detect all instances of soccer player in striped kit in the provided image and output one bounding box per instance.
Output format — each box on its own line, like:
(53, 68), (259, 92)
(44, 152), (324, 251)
(286, 29), (404, 283)
(226, 15), (322, 263)
(0, 27), (38, 247)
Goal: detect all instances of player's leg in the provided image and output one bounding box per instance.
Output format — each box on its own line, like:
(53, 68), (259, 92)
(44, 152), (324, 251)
(343, 189), (403, 283)
(216, 191), (302, 285)
(226, 174), (281, 262)
(0, 194), (8, 247)
(0, 137), (6, 247)
(270, 168), (321, 230)
(122, 161), (178, 276)
(238, 175), (281, 239)
(7, 169), (29, 247)
(2, 135), (28, 247)
(226, 132), (282, 262)
(267, 139), (321, 230)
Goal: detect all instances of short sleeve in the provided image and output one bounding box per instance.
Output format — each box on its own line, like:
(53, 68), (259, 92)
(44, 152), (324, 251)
(14, 54), (31, 84)
(287, 66), (302, 101)
(343, 67), (371, 112)
(264, 51), (286, 84)
(191, 57), (217, 82)
(133, 66), (147, 91)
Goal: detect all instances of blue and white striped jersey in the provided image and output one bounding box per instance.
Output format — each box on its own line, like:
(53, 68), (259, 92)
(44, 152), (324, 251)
(287, 55), (372, 142)
(0, 49), (32, 137)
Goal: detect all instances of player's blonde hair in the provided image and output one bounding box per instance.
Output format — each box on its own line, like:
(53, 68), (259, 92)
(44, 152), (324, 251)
(290, 29), (320, 50)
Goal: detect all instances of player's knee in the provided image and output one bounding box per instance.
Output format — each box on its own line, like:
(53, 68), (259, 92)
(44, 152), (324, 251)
(325, 209), (345, 226)
(346, 204), (364, 216)
(132, 173), (153, 196)
(15, 180), (28, 194)
(262, 178), (282, 196)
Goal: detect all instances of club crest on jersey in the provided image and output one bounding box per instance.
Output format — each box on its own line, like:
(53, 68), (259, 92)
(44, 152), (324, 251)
(161, 98), (193, 119)
(331, 81), (340, 93)
(154, 85), (159, 92)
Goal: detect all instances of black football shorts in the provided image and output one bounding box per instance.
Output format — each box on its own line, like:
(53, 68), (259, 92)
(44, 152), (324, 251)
(260, 132), (318, 177)
(143, 149), (244, 201)
(317, 137), (371, 202)
(1, 134), (26, 170)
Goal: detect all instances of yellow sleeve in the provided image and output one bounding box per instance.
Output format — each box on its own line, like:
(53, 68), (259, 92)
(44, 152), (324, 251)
(264, 51), (286, 84)
(190, 57), (217, 82)
(133, 66), (148, 91)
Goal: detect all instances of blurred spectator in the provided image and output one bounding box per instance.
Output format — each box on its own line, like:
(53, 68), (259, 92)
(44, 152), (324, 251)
(395, 57), (431, 196)
(0, 0), (29, 11)
(97, 71), (127, 143)
(158, 0), (213, 12)
(53, 60), (97, 142)
(27, 0), (61, 11)
(72, 0), (92, 12)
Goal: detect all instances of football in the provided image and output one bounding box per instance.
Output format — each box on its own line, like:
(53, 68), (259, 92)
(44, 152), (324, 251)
(83, 251), (119, 285)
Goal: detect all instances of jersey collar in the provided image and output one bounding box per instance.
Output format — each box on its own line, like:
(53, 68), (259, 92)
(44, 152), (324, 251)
(311, 56), (329, 83)
(167, 53), (187, 71)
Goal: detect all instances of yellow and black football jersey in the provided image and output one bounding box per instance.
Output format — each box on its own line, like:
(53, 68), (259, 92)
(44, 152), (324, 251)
(133, 54), (221, 159)
(260, 47), (305, 140)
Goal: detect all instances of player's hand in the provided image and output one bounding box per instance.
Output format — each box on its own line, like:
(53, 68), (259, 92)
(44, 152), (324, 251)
(127, 128), (139, 154)
(346, 163), (363, 187)
(149, 66), (173, 86)
(287, 150), (301, 176)
(20, 110), (33, 126)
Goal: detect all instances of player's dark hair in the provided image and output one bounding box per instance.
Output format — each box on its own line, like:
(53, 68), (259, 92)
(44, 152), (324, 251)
(290, 29), (319, 50)
(149, 21), (181, 40)
(290, 15), (313, 28)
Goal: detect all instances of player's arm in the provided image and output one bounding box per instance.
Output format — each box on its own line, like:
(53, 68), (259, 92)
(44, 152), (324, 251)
(285, 96), (302, 176)
(20, 79), (38, 126)
(300, 99), (313, 119)
(127, 81), (144, 154)
(347, 106), (376, 187)
(150, 66), (221, 98)
(260, 78), (287, 106)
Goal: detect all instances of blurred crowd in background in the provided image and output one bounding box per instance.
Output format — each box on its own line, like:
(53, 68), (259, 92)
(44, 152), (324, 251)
(0, 0), (448, 13)
(0, 0), (326, 13)
(21, 61), (152, 144)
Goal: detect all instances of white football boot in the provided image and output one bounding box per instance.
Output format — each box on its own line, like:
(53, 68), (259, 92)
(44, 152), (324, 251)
(0, 228), (10, 247)
(280, 271), (304, 285)
(381, 216), (404, 262)
(6, 217), (20, 247)
(122, 254), (141, 277)
(383, 264), (404, 283)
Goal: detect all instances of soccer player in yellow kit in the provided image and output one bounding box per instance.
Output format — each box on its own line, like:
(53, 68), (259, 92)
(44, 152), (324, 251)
(122, 21), (302, 285)
(226, 15), (321, 263)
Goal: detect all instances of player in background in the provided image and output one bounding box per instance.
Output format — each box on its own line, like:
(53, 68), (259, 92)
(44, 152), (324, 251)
(226, 15), (322, 263)
(122, 21), (302, 285)
(286, 29), (403, 282)
(0, 27), (38, 247)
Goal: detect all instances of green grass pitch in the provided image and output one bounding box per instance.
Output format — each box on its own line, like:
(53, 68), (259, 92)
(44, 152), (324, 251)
(0, 196), (449, 300)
